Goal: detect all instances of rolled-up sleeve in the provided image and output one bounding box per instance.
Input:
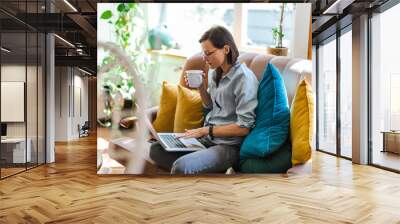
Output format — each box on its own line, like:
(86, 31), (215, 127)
(233, 72), (259, 129)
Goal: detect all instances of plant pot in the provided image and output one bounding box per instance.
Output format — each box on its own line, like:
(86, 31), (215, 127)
(267, 46), (288, 56)
(119, 99), (138, 129)
(123, 98), (135, 110)
(119, 116), (138, 129)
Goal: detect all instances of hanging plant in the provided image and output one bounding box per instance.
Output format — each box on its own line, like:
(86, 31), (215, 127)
(99, 3), (152, 103)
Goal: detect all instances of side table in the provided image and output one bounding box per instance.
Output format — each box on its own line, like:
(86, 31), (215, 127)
(381, 131), (400, 154)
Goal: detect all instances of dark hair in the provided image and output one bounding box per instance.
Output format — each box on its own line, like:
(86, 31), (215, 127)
(199, 26), (239, 65)
(199, 26), (239, 86)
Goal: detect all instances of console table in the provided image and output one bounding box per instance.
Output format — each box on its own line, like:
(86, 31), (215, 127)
(381, 131), (400, 154)
(1, 138), (32, 164)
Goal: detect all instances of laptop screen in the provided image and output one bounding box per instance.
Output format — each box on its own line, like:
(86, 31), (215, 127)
(144, 116), (160, 142)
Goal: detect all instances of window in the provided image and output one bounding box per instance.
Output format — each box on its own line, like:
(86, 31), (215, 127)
(0, 1), (46, 179)
(317, 36), (337, 154)
(242, 3), (294, 49)
(98, 3), (299, 61)
(339, 28), (352, 158)
(390, 74), (400, 130)
(147, 3), (296, 55)
(370, 2), (400, 171)
(148, 3), (234, 56)
(316, 26), (353, 159)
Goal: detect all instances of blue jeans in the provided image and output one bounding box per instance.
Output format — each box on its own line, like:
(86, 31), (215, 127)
(149, 136), (240, 174)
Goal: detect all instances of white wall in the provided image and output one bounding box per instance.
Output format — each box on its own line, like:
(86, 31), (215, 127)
(352, 14), (369, 164)
(1, 65), (37, 138)
(1, 64), (46, 164)
(46, 4), (56, 163)
(72, 73), (89, 138)
(54, 67), (89, 141)
(290, 3), (312, 59)
(55, 67), (68, 141)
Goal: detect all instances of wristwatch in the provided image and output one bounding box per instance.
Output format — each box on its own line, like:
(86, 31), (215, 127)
(209, 125), (214, 140)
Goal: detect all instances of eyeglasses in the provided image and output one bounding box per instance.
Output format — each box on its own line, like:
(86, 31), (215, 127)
(202, 49), (218, 58)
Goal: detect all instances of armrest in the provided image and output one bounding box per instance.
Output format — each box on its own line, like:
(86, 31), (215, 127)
(146, 106), (159, 122)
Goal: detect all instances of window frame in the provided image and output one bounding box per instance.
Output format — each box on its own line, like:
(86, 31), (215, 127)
(338, 24), (353, 159)
(368, 0), (400, 173)
(233, 3), (297, 54)
(144, 3), (299, 55)
(314, 23), (353, 161)
(313, 0), (400, 174)
(316, 33), (338, 157)
(0, 0), (47, 180)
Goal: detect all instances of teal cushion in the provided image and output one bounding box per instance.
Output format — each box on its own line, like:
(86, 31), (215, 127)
(239, 138), (292, 173)
(240, 63), (290, 160)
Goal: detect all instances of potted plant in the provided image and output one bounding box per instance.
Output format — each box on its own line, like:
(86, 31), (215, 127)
(267, 3), (288, 56)
(99, 3), (151, 128)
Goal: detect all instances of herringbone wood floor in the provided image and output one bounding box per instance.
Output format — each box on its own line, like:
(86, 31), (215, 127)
(1, 135), (400, 224)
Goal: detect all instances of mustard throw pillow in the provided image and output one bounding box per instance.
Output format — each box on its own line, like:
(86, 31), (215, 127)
(173, 85), (204, 133)
(152, 81), (178, 132)
(290, 79), (314, 165)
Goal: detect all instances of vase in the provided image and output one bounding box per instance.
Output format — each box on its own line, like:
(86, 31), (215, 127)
(267, 46), (288, 56)
(118, 98), (138, 129)
(97, 86), (113, 128)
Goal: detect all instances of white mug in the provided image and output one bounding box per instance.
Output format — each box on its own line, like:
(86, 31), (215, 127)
(186, 70), (203, 88)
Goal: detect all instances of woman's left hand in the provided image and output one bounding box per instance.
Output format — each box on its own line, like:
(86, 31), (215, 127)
(177, 127), (208, 139)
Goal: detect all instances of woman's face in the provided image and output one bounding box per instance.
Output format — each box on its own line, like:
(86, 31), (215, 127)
(201, 39), (229, 69)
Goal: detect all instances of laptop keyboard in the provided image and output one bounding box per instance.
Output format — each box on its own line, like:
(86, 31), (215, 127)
(160, 135), (186, 148)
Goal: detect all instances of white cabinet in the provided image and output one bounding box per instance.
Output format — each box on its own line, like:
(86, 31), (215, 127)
(1, 138), (32, 163)
(148, 50), (187, 107)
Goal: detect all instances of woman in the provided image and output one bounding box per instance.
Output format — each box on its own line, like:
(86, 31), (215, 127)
(149, 26), (259, 174)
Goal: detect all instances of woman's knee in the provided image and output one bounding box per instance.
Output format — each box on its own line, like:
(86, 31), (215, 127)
(170, 159), (186, 174)
(171, 157), (196, 174)
(170, 152), (213, 174)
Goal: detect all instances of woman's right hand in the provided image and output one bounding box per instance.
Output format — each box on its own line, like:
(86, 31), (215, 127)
(184, 72), (207, 91)
(185, 72), (212, 107)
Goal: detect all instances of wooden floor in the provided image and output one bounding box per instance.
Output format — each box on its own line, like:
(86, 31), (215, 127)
(1, 135), (400, 223)
(373, 150), (400, 171)
(1, 167), (26, 178)
(1, 163), (45, 178)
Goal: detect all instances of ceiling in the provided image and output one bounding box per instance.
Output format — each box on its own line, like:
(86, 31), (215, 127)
(311, 0), (390, 44)
(1, 0), (394, 74)
(0, 0), (97, 74)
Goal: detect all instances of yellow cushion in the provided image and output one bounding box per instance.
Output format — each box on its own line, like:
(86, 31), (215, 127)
(290, 79), (314, 165)
(174, 85), (204, 133)
(152, 81), (178, 132)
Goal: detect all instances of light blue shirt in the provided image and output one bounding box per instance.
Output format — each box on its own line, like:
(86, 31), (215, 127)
(204, 61), (259, 145)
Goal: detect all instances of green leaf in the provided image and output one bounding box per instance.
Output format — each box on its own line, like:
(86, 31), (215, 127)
(127, 3), (136, 9)
(117, 3), (127, 12)
(101, 10), (112, 19)
(119, 18), (127, 27)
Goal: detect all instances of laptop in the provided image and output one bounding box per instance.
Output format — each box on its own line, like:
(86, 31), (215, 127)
(145, 117), (206, 152)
